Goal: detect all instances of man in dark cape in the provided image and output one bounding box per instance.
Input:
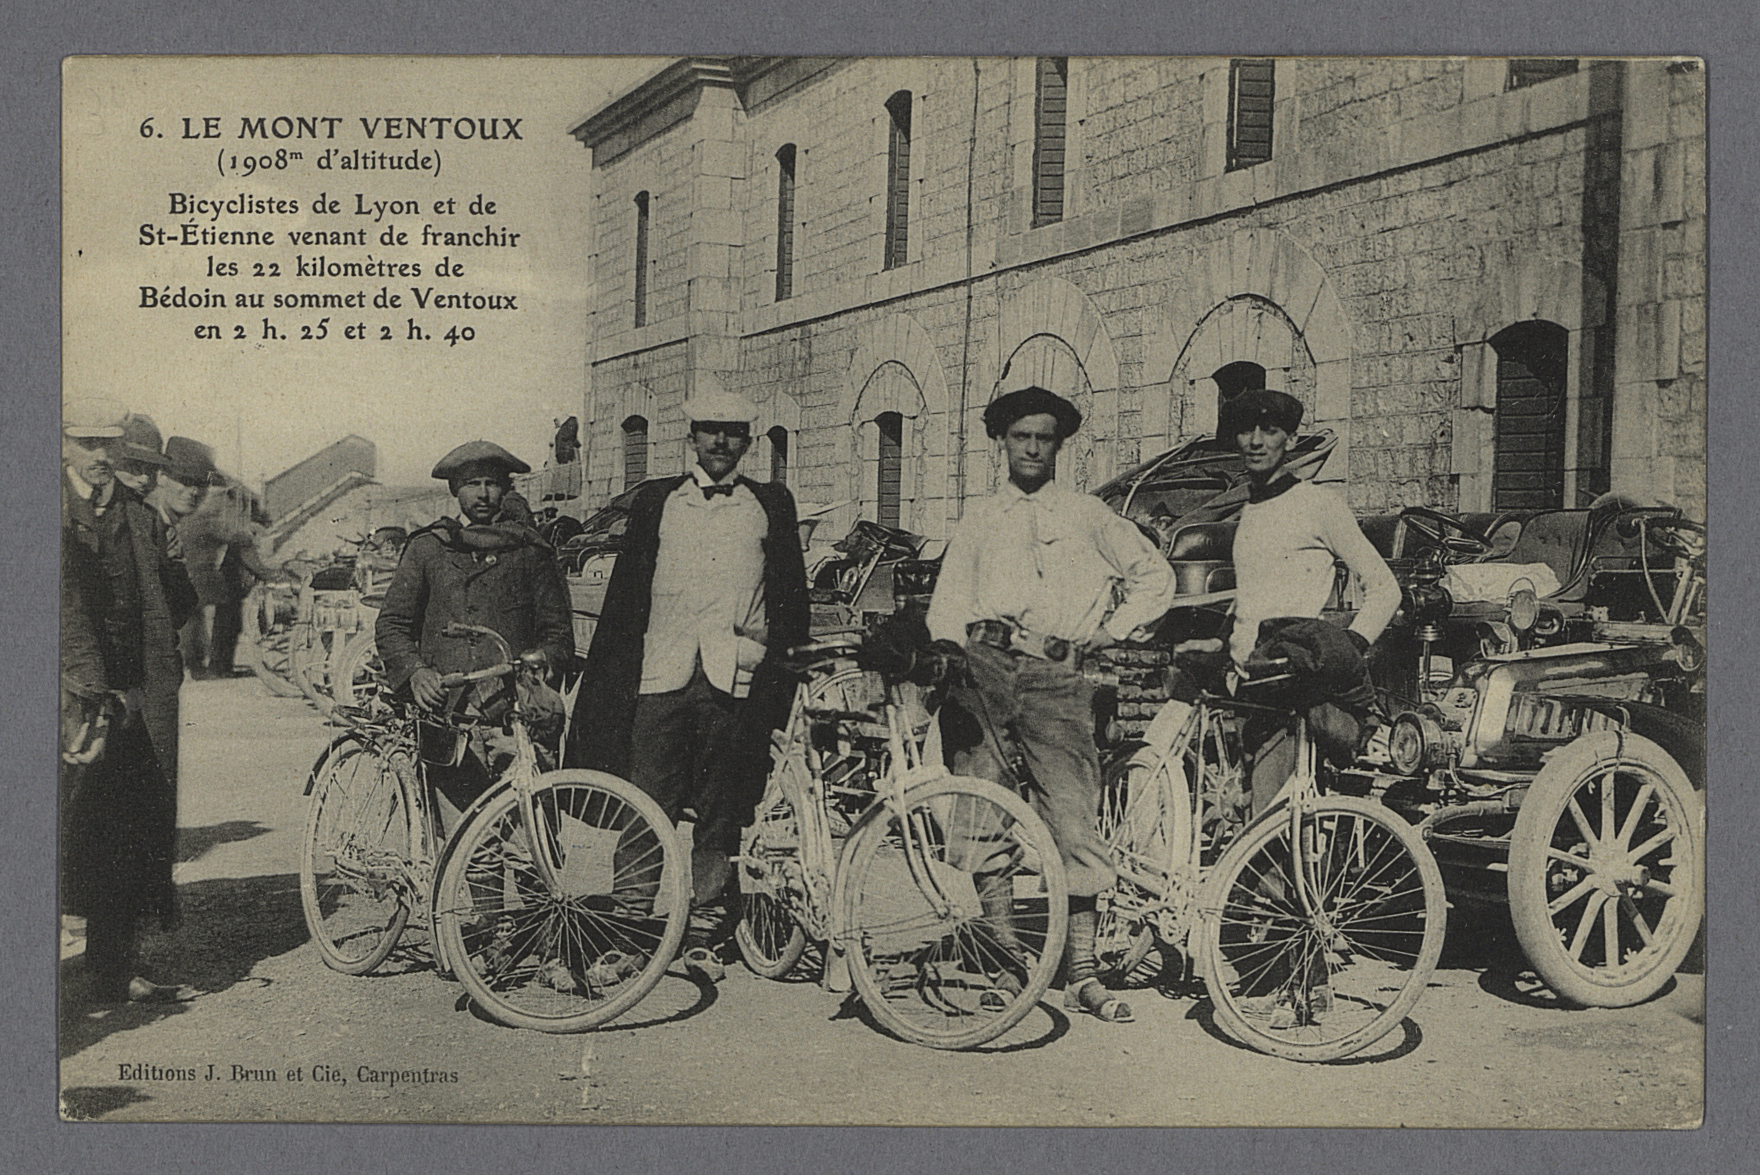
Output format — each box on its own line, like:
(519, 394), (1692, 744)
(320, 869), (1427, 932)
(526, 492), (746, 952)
(566, 385), (808, 983)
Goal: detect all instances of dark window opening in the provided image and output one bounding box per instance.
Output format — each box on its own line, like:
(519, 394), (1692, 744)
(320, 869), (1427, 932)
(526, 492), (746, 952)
(768, 425), (789, 485)
(1507, 59), (1579, 90)
(633, 191), (650, 328)
(621, 415), (648, 490)
(1227, 59), (1275, 172)
(1490, 321), (1569, 510)
(1032, 57), (1068, 228)
(775, 145), (797, 302)
(884, 91), (912, 271)
(876, 412), (903, 529)
(1213, 361), (1268, 405)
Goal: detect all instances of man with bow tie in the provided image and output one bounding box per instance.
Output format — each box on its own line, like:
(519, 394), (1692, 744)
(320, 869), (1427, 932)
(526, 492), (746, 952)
(568, 384), (809, 984)
(926, 386), (1177, 1025)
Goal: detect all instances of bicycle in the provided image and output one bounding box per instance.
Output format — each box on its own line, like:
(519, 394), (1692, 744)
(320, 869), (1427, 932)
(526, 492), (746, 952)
(1097, 654), (1447, 1061)
(735, 635), (1069, 1050)
(299, 622), (688, 1032)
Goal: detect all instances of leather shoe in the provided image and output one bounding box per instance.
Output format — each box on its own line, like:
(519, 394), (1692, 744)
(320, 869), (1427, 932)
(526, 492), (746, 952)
(126, 977), (183, 1004)
(681, 946), (725, 985)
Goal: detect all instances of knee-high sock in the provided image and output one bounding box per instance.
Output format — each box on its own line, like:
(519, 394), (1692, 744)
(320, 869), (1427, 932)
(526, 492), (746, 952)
(1065, 896), (1098, 984)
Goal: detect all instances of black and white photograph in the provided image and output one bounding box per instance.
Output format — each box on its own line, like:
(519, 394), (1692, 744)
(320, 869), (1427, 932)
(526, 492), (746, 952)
(57, 53), (1706, 1127)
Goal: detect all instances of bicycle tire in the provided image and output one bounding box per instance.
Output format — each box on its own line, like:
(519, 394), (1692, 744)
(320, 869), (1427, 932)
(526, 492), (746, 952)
(735, 757), (811, 979)
(838, 775), (1068, 1050)
(1198, 795), (1446, 1062)
(299, 738), (414, 974)
(432, 769), (688, 1033)
(240, 585), (303, 698)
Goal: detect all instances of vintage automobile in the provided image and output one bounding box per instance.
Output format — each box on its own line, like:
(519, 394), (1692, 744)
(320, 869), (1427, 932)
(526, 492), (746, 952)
(1338, 503), (1707, 1007)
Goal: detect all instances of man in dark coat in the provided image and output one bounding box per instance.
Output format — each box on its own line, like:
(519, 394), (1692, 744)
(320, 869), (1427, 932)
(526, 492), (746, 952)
(61, 397), (198, 1003)
(375, 441), (574, 829)
(566, 385), (809, 983)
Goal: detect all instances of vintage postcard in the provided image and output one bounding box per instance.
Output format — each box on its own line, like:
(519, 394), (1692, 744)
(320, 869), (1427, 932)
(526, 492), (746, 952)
(59, 54), (1705, 1126)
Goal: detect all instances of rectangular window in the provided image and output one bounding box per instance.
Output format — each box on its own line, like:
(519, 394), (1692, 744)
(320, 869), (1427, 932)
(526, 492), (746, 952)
(1032, 57), (1068, 228)
(775, 145), (796, 302)
(633, 191), (650, 328)
(884, 92), (912, 271)
(1226, 59), (1275, 172)
(876, 412), (903, 529)
(1507, 59), (1579, 90)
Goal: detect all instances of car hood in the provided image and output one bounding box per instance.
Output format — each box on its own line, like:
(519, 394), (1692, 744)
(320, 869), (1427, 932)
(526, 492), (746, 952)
(1095, 430), (1339, 528)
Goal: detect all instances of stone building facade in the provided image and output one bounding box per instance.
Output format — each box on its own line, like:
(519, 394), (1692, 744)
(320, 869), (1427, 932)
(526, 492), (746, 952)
(568, 56), (1705, 539)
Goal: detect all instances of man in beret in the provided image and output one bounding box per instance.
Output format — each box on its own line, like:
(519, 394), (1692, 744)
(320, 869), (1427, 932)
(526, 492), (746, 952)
(61, 397), (198, 1003)
(375, 441), (574, 829)
(927, 386), (1178, 1025)
(568, 384), (809, 985)
(1220, 388), (1399, 814)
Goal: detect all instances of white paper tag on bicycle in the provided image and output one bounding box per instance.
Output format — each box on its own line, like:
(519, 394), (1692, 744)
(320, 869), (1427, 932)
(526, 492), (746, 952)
(554, 814), (619, 897)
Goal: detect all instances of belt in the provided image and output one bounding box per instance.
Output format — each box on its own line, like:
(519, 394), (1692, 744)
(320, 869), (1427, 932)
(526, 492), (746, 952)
(967, 619), (1082, 667)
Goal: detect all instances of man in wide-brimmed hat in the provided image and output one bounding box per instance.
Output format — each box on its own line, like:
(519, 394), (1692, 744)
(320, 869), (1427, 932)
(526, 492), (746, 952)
(926, 385), (1178, 1026)
(61, 397), (197, 1003)
(375, 441), (573, 828)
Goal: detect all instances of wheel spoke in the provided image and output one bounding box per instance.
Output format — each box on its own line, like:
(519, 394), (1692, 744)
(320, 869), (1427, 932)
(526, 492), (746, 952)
(1613, 782), (1656, 850)
(1626, 824), (1679, 865)
(1546, 875), (1598, 917)
(1619, 895), (1656, 947)
(1567, 891), (1610, 960)
(1567, 797), (1601, 850)
(1602, 894), (1621, 966)
(1599, 768), (1616, 846)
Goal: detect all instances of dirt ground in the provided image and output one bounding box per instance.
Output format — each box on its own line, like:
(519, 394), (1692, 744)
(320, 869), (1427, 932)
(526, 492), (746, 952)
(57, 677), (1704, 1127)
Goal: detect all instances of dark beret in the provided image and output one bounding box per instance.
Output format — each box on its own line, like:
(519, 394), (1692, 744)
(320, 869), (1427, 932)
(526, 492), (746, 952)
(1218, 388), (1304, 440)
(431, 440), (531, 480)
(983, 386), (1083, 440)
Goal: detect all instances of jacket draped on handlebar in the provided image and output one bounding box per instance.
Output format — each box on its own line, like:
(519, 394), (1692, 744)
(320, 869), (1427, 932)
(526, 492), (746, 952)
(564, 473), (810, 810)
(374, 517), (574, 692)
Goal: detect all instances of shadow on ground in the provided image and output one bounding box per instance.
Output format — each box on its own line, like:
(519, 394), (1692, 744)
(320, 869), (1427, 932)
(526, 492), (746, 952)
(176, 819), (272, 864)
(59, 871), (308, 1058)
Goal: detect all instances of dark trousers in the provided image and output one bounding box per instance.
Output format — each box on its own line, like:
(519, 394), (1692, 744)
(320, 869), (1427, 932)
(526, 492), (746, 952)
(629, 668), (745, 919)
(941, 642), (1116, 898)
(1243, 703), (1362, 818)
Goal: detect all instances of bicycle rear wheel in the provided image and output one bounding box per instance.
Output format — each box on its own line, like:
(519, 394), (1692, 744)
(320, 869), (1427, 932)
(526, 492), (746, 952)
(432, 770), (688, 1032)
(735, 758), (811, 979)
(1198, 795), (1446, 1062)
(839, 776), (1068, 1050)
(299, 738), (414, 974)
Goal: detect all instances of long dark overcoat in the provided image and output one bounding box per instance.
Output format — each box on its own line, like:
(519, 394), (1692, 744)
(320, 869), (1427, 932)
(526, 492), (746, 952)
(564, 475), (810, 814)
(60, 480), (197, 925)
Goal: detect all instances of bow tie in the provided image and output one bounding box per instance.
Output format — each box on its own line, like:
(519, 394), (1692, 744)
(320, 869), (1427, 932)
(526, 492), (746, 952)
(701, 483), (736, 500)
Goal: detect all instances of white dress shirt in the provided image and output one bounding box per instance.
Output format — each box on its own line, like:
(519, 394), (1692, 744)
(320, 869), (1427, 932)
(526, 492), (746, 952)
(927, 478), (1178, 649)
(641, 467), (770, 697)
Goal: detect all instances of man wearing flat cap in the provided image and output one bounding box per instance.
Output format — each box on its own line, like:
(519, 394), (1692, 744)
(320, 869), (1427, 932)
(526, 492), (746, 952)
(61, 397), (198, 1003)
(926, 385), (1178, 1025)
(1217, 388), (1399, 814)
(375, 441), (574, 828)
(568, 384), (809, 984)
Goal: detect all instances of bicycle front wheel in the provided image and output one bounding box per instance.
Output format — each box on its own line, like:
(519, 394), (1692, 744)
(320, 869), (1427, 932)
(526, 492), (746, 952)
(299, 738), (414, 974)
(839, 776), (1068, 1050)
(432, 770), (688, 1033)
(1198, 795), (1446, 1062)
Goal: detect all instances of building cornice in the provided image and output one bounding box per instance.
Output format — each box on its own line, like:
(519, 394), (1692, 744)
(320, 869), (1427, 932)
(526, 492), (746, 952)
(569, 57), (740, 152)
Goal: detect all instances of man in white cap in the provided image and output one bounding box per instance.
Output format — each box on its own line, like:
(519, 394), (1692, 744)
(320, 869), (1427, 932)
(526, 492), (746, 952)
(569, 383), (809, 984)
(61, 397), (197, 1003)
(376, 441), (574, 828)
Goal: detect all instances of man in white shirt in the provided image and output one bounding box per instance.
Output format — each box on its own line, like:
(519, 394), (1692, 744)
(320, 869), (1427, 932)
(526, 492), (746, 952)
(927, 386), (1178, 1025)
(1222, 388), (1401, 814)
(569, 387), (810, 984)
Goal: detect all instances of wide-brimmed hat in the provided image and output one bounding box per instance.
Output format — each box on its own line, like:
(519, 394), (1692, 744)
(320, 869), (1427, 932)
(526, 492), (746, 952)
(63, 397), (129, 439)
(162, 436), (224, 486)
(1218, 388), (1303, 439)
(983, 386), (1082, 440)
(118, 413), (171, 467)
(431, 440), (530, 480)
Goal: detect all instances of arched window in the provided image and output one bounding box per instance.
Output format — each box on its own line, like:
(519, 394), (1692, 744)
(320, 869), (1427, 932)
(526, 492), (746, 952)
(876, 411), (903, 529)
(767, 425), (790, 485)
(1213, 360), (1268, 405)
(883, 91), (912, 270)
(775, 145), (797, 301)
(1489, 321), (1569, 510)
(633, 191), (651, 328)
(621, 415), (649, 489)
